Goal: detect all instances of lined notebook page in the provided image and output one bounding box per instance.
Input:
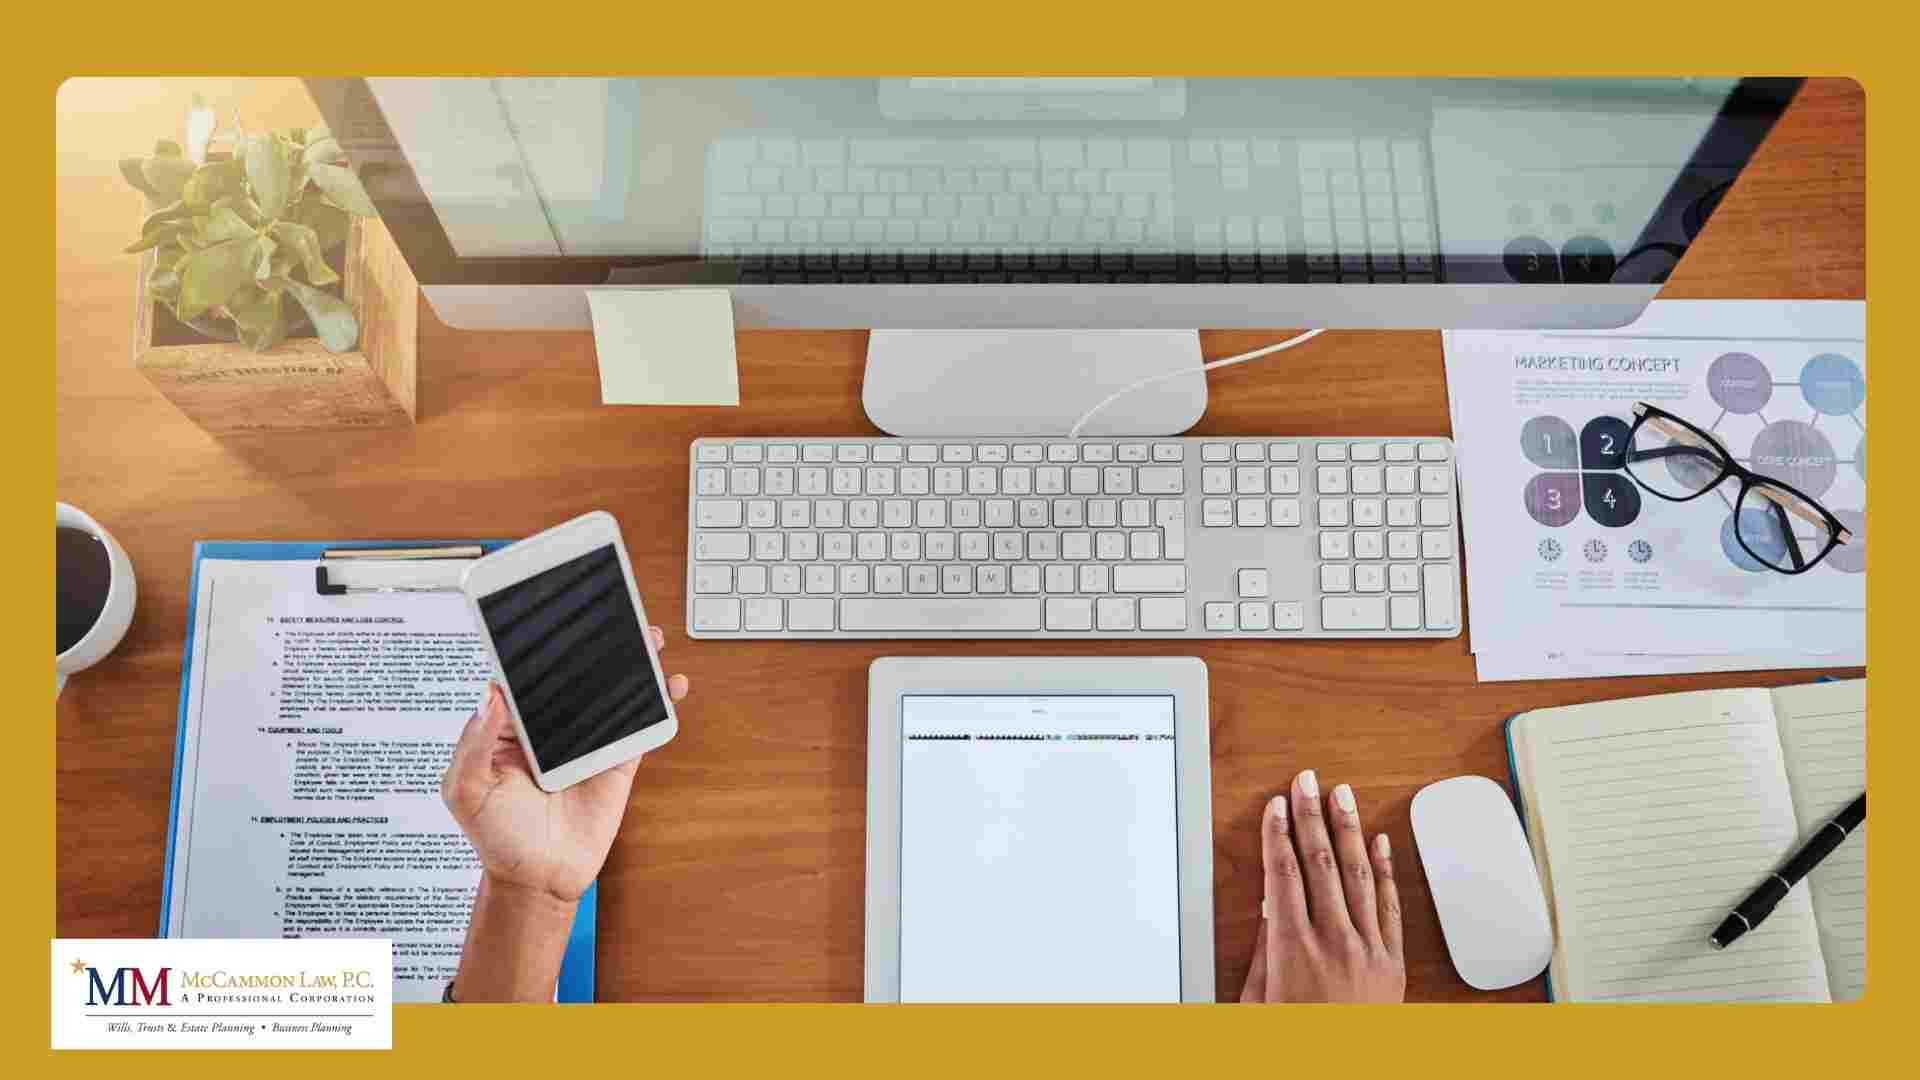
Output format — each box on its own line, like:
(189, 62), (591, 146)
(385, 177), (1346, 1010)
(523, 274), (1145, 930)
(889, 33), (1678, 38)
(1773, 679), (1866, 1002)
(1525, 689), (1832, 1002)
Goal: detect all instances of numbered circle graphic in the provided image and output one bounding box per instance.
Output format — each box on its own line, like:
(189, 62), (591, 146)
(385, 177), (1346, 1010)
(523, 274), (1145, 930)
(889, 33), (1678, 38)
(1583, 473), (1642, 528)
(1800, 353), (1866, 416)
(1749, 420), (1838, 498)
(1559, 235), (1616, 283)
(1525, 472), (1582, 527)
(1825, 509), (1866, 574)
(1721, 509), (1786, 573)
(1707, 352), (1772, 415)
(1581, 416), (1631, 470)
(1504, 236), (1561, 283)
(1522, 415), (1580, 468)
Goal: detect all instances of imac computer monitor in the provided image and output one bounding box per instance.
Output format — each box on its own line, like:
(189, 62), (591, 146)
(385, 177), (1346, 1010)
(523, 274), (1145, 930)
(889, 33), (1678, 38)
(307, 77), (1798, 434)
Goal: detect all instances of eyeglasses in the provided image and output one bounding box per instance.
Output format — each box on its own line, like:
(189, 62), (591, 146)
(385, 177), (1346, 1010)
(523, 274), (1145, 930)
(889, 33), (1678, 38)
(1623, 402), (1852, 575)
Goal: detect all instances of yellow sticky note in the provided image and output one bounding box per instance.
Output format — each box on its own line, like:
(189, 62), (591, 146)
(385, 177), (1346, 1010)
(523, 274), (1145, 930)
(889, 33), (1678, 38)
(586, 289), (739, 406)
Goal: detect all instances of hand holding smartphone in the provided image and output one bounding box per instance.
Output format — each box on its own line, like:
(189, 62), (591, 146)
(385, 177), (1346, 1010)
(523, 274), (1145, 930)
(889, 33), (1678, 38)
(460, 512), (679, 791)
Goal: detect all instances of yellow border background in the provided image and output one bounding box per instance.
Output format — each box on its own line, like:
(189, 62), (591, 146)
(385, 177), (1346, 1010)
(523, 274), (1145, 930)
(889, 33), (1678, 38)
(16, 1), (1908, 1072)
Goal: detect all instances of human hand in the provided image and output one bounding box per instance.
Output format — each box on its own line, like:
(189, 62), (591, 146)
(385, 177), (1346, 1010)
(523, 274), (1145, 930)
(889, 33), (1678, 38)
(1240, 769), (1406, 1003)
(441, 626), (690, 904)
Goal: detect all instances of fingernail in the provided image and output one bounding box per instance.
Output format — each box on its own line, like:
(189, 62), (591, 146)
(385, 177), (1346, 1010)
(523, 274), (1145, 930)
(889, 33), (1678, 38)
(1296, 769), (1318, 799)
(1268, 795), (1287, 822)
(1374, 834), (1391, 858)
(1332, 783), (1356, 813)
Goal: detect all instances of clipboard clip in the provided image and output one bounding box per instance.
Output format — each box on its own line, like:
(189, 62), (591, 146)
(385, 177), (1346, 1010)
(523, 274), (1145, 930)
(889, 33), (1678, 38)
(315, 545), (485, 596)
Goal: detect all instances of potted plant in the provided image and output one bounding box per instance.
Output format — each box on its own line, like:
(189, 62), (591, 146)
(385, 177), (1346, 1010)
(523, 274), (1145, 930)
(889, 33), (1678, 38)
(118, 97), (419, 434)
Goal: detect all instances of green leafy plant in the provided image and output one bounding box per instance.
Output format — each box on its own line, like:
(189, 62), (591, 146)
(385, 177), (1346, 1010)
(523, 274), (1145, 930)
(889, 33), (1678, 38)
(120, 101), (379, 353)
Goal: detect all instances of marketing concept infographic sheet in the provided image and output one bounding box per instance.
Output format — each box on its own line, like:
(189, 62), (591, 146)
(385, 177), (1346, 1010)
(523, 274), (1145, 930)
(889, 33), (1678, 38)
(1444, 301), (1865, 680)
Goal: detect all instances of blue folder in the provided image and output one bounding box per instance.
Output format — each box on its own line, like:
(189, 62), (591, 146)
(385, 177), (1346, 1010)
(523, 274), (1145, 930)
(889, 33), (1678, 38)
(159, 540), (595, 1003)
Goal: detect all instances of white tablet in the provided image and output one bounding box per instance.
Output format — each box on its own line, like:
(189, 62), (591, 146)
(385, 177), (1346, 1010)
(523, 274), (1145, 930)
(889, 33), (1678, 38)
(864, 657), (1214, 1003)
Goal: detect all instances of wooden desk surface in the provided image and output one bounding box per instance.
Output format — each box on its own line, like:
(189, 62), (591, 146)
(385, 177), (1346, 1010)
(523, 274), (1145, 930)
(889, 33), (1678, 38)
(55, 78), (1864, 1002)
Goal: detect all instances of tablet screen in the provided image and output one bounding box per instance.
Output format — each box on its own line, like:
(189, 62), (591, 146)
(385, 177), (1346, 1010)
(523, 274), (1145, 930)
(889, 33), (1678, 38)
(897, 694), (1181, 1003)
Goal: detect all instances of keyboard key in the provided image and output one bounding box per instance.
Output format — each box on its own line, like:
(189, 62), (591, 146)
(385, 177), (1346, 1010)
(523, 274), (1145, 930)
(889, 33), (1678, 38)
(1202, 444), (1231, 462)
(1269, 443), (1300, 462)
(786, 598), (835, 631)
(1236, 499), (1268, 527)
(1419, 442), (1450, 461)
(1113, 565), (1187, 593)
(1351, 443), (1382, 461)
(1270, 500), (1301, 527)
(696, 444), (728, 463)
(1423, 565), (1457, 629)
(1420, 498), (1452, 526)
(1318, 500), (1349, 527)
(1322, 596), (1387, 630)
(1273, 601), (1305, 631)
(1355, 564), (1386, 593)
(743, 597), (782, 631)
(1321, 564), (1352, 593)
(693, 598), (742, 632)
(1203, 499), (1234, 527)
(1388, 531), (1419, 559)
(1317, 466), (1349, 494)
(694, 533), (751, 561)
(694, 566), (733, 594)
(1385, 443), (1415, 461)
(1045, 597), (1094, 630)
(1239, 569), (1270, 598)
(1204, 602), (1236, 630)
(697, 500), (743, 528)
(1317, 443), (1348, 461)
(1390, 595), (1422, 630)
(1422, 531), (1453, 559)
(1139, 597), (1187, 630)
(1389, 563), (1420, 592)
(1419, 465), (1451, 494)
(1096, 597), (1137, 631)
(1137, 467), (1183, 494)
(1235, 443), (1264, 462)
(1320, 532), (1351, 560)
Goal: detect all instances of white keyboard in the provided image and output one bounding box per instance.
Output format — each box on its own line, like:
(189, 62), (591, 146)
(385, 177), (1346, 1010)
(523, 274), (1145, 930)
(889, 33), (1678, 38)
(685, 437), (1461, 639)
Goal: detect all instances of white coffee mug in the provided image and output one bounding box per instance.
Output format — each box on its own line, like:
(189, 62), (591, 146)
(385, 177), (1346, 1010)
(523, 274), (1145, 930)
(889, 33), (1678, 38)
(56, 502), (136, 695)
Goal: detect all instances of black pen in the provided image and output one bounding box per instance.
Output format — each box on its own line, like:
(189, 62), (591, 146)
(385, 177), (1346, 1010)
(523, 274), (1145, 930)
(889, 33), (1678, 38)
(1710, 793), (1865, 949)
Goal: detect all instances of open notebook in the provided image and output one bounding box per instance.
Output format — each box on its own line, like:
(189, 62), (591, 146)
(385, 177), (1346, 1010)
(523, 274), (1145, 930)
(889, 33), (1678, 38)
(1508, 679), (1864, 1002)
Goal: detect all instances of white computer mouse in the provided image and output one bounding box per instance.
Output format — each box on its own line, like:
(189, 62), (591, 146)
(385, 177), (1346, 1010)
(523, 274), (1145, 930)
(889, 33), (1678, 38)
(1410, 775), (1554, 991)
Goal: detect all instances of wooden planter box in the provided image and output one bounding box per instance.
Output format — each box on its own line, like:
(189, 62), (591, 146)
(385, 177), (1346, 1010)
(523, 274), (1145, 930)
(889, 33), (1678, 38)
(133, 215), (418, 435)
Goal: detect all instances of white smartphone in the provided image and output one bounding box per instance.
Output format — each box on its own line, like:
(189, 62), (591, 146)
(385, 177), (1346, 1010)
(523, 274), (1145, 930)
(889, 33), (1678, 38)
(459, 511), (678, 791)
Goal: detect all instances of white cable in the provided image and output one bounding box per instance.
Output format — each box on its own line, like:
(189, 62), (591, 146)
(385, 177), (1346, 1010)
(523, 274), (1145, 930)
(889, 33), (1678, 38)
(1065, 328), (1328, 439)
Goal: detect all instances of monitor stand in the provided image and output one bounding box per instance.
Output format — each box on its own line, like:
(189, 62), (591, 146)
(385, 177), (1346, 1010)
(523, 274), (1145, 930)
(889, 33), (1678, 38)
(861, 329), (1206, 438)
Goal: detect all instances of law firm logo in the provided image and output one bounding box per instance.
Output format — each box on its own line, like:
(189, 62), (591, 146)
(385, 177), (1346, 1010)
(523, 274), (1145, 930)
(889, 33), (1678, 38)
(74, 958), (173, 1007)
(52, 939), (391, 1050)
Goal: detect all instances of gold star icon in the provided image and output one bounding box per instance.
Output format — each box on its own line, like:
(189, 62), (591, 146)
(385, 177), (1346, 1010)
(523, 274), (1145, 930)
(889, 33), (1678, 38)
(69, 958), (87, 974)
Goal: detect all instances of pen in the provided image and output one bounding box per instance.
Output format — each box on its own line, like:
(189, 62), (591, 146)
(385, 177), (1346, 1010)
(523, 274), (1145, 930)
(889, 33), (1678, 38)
(1710, 792), (1864, 949)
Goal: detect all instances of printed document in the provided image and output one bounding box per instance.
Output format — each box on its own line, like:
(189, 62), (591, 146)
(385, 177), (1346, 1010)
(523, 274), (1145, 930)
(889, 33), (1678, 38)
(165, 559), (493, 1002)
(1444, 301), (1864, 679)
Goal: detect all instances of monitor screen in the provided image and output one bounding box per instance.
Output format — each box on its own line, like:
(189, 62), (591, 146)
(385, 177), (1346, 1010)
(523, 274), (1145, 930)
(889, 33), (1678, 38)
(319, 77), (1796, 290)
